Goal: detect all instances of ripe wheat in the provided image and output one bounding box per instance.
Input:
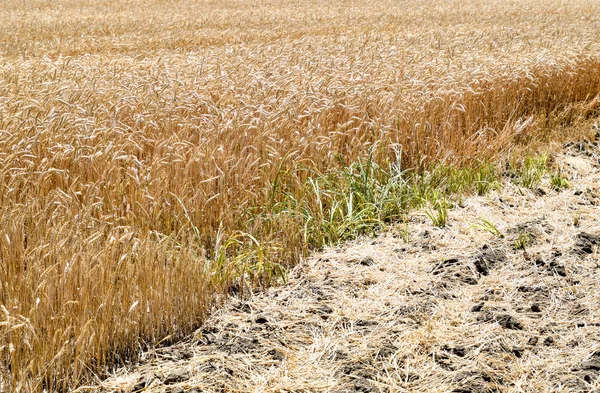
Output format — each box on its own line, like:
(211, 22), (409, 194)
(1, 0), (600, 390)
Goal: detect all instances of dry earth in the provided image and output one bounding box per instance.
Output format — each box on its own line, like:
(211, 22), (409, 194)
(97, 131), (600, 393)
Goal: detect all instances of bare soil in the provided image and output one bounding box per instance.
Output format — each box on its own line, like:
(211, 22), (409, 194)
(98, 132), (600, 393)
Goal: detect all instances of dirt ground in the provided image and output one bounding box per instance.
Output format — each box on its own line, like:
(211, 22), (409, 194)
(97, 130), (600, 393)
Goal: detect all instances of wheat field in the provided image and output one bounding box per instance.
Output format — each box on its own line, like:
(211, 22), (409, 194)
(1, 0), (600, 391)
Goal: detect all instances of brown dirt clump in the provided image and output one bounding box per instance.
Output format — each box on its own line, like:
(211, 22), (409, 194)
(98, 130), (600, 392)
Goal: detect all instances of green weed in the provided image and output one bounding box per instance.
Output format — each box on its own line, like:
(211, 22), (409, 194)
(471, 218), (504, 238)
(426, 193), (449, 227)
(513, 231), (532, 250)
(513, 155), (547, 188)
(550, 173), (570, 191)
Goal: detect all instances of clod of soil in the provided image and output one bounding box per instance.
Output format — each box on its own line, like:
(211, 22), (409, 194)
(377, 342), (398, 359)
(443, 345), (468, 357)
(163, 369), (190, 385)
(574, 232), (600, 254)
(432, 258), (461, 274)
(452, 371), (500, 393)
(233, 302), (252, 313)
(131, 378), (152, 393)
(353, 377), (376, 393)
(548, 260), (567, 277)
(473, 245), (507, 276)
(432, 257), (479, 285)
(477, 312), (524, 330)
(350, 256), (376, 266)
(267, 348), (285, 361)
(254, 315), (269, 324)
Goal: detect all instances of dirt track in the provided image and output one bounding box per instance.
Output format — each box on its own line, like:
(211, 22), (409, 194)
(99, 131), (600, 393)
